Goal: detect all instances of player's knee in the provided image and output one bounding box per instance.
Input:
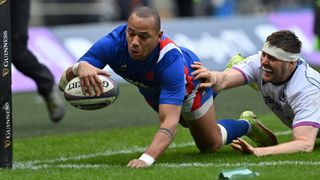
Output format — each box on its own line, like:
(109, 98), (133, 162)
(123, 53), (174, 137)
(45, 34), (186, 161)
(197, 141), (222, 153)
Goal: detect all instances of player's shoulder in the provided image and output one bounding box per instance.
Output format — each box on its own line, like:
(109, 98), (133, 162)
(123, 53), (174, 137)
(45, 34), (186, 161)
(97, 24), (126, 43)
(304, 63), (320, 88)
(287, 59), (320, 95)
(157, 36), (183, 63)
(110, 24), (127, 41)
(101, 24), (127, 45)
(233, 52), (261, 71)
(296, 59), (320, 87)
(97, 24), (127, 53)
(112, 24), (127, 35)
(159, 36), (182, 53)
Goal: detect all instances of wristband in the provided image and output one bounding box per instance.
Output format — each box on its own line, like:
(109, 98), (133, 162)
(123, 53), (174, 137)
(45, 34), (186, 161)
(72, 62), (81, 76)
(138, 153), (155, 166)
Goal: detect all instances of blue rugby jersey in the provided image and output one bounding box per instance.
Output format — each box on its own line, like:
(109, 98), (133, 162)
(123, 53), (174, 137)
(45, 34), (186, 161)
(80, 24), (214, 112)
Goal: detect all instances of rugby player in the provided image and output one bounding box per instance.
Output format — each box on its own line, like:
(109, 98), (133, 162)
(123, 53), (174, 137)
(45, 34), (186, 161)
(192, 30), (320, 156)
(59, 6), (276, 167)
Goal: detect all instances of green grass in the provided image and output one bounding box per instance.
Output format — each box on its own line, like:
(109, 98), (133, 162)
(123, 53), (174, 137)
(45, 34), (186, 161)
(1, 84), (319, 179)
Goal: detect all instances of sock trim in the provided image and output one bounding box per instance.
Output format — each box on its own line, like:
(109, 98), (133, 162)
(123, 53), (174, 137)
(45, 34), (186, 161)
(240, 119), (252, 134)
(218, 124), (227, 145)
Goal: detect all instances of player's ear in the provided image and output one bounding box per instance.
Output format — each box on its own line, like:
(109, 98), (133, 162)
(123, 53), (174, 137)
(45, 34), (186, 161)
(158, 31), (163, 40)
(289, 61), (296, 67)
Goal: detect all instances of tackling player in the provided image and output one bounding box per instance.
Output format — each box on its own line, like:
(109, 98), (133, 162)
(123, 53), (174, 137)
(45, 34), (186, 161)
(192, 30), (320, 156)
(59, 6), (276, 167)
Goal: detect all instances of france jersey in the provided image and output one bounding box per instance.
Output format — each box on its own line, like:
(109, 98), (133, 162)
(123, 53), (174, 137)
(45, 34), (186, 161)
(233, 52), (320, 137)
(80, 24), (215, 120)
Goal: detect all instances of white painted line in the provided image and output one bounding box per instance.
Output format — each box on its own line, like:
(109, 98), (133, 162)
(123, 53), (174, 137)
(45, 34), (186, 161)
(158, 161), (320, 168)
(13, 130), (295, 170)
(14, 160), (320, 170)
(13, 142), (195, 169)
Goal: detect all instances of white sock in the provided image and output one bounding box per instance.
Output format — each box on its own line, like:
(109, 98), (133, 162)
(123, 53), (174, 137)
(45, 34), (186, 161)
(241, 119), (252, 134)
(218, 124), (227, 145)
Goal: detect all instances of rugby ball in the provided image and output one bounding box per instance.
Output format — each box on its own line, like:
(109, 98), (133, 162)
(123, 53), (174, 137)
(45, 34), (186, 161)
(64, 75), (119, 110)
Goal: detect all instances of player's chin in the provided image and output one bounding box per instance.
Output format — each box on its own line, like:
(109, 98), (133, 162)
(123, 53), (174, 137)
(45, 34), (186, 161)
(262, 73), (273, 82)
(262, 77), (271, 83)
(129, 52), (143, 60)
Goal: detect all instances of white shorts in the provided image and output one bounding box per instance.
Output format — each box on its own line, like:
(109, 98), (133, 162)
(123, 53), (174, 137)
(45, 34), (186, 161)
(181, 97), (213, 121)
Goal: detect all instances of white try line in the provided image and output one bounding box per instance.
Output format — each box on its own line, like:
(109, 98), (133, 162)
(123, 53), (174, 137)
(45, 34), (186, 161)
(14, 161), (320, 170)
(158, 160), (320, 168)
(13, 130), (294, 170)
(13, 142), (195, 170)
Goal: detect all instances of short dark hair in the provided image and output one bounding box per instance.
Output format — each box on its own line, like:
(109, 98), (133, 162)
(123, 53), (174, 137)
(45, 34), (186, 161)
(266, 30), (302, 53)
(129, 6), (161, 31)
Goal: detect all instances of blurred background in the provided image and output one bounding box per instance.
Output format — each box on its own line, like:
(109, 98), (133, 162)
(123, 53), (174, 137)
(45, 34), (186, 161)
(29, 0), (311, 26)
(17, 0), (318, 94)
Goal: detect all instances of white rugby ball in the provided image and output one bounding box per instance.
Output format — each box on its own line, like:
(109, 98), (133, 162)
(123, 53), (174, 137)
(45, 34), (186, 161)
(64, 75), (119, 110)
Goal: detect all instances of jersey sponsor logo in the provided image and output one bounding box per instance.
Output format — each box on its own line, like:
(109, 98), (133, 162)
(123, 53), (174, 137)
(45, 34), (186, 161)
(264, 96), (283, 112)
(279, 89), (287, 103)
(120, 64), (127, 72)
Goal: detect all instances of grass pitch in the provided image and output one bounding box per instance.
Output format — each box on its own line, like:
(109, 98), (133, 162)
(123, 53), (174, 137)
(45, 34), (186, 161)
(1, 84), (319, 179)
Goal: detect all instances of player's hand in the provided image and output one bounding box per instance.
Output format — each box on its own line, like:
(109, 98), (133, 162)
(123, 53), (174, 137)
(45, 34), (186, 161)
(191, 62), (218, 89)
(77, 62), (111, 96)
(127, 159), (149, 168)
(231, 138), (257, 155)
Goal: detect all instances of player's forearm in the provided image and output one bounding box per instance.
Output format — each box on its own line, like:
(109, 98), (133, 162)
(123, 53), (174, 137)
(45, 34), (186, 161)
(141, 104), (179, 165)
(254, 139), (314, 156)
(219, 69), (246, 90)
(144, 126), (176, 159)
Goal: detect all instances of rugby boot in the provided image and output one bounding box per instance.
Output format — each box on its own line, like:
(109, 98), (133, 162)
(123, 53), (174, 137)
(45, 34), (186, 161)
(44, 85), (65, 123)
(240, 111), (278, 147)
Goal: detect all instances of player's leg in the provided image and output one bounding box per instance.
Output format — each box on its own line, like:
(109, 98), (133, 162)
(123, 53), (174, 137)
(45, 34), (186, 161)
(182, 102), (251, 152)
(181, 88), (252, 152)
(211, 110), (278, 147)
(184, 103), (222, 152)
(10, 0), (65, 122)
(11, 0), (55, 97)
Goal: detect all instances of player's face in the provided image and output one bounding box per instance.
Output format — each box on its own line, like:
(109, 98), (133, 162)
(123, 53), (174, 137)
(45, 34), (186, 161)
(126, 14), (162, 61)
(260, 52), (295, 83)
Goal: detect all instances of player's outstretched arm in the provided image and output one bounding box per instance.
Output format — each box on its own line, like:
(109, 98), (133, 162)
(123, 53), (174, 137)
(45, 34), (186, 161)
(191, 62), (245, 92)
(127, 104), (180, 168)
(231, 126), (318, 156)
